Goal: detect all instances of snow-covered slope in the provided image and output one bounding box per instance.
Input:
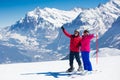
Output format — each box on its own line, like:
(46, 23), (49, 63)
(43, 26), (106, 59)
(91, 47), (120, 57)
(0, 55), (120, 80)
(0, 0), (120, 63)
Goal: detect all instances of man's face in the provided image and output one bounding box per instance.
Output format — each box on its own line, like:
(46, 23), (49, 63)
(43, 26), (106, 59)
(83, 32), (89, 35)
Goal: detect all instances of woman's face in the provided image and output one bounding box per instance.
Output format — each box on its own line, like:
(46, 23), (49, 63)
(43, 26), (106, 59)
(74, 31), (79, 36)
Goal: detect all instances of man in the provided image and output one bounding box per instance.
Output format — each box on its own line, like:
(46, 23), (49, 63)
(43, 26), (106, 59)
(61, 26), (82, 72)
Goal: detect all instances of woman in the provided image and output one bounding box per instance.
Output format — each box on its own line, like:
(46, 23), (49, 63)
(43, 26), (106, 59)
(61, 26), (82, 72)
(81, 30), (94, 73)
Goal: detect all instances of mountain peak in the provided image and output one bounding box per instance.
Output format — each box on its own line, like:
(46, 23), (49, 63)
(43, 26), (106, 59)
(98, 3), (104, 8)
(72, 7), (82, 12)
(34, 7), (41, 15)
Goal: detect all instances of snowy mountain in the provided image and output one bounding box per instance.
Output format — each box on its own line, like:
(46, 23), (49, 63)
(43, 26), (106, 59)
(63, 0), (120, 37)
(0, 0), (120, 63)
(98, 16), (120, 49)
(0, 7), (82, 63)
(62, 0), (120, 50)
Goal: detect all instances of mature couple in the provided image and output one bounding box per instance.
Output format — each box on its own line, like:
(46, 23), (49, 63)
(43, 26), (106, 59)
(61, 26), (94, 73)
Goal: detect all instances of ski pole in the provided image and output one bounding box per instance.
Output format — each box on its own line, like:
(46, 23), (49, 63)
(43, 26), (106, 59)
(96, 32), (98, 64)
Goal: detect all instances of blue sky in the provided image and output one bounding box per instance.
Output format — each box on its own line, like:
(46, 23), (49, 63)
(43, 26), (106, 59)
(0, 0), (109, 28)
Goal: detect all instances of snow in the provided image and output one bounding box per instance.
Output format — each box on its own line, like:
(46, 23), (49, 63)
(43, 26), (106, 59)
(8, 33), (39, 47)
(0, 56), (120, 80)
(0, 34), (2, 39)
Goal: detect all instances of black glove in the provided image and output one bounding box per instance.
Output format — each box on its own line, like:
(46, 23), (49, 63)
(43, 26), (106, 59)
(61, 26), (64, 30)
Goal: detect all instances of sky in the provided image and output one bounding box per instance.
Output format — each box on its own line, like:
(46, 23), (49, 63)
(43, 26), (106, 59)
(0, 0), (109, 28)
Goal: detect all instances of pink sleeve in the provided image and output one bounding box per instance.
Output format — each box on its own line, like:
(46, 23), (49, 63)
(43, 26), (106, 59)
(63, 30), (72, 38)
(89, 34), (94, 39)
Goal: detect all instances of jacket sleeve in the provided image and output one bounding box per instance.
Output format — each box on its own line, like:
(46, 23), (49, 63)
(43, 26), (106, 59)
(79, 37), (82, 46)
(88, 34), (94, 39)
(62, 29), (72, 38)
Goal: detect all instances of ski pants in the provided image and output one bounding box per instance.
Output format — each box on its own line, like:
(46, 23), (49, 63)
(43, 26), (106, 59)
(81, 51), (92, 71)
(69, 51), (81, 68)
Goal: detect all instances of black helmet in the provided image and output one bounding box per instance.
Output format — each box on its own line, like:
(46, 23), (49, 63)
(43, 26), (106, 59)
(83, 30), (89, 33)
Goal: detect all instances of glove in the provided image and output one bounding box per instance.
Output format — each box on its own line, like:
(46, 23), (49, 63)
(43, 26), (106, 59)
(61, 26), (64, 30)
